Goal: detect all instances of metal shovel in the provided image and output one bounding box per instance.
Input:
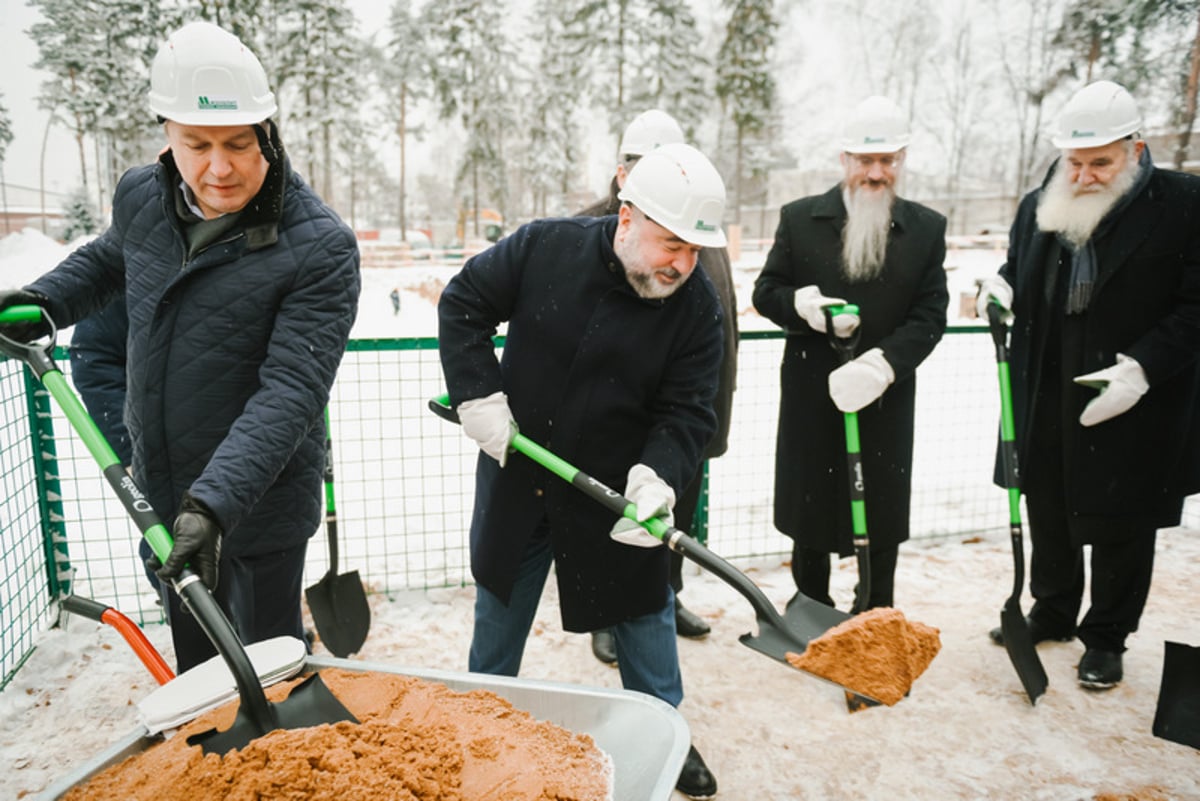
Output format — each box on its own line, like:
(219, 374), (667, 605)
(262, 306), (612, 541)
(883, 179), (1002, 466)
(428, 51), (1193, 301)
(304, 406), (371, 657)
(427, 395), (878, 702)
(0, 305), (358, 754)
(987, 303), (1048, 704)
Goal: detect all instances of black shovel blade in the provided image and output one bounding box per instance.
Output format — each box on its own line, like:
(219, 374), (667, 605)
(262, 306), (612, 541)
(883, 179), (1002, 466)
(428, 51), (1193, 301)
(305, 570), (371, 658)
(1153, 641), (1200, 750)
(1001, 600), (1048, 704)
(187, 671), (357, 754)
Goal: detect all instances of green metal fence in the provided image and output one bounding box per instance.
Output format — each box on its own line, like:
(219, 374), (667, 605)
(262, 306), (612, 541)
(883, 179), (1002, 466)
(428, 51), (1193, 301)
(2, 329), (1196, 689)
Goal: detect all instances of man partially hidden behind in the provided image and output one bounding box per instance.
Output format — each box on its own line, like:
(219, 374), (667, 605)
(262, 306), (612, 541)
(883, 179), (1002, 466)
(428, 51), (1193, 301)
(752, 95), (948, 614)
(977, 80), (1200, 690)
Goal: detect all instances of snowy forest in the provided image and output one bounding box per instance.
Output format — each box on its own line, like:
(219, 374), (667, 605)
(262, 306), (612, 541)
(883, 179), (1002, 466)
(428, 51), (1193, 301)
(2, 0), (1200, 242)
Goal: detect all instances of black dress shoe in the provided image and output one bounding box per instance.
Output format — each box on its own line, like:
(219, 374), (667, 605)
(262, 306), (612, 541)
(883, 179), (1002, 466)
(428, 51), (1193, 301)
(1078, 648), (1123, 690)
(590, 629), (617, 665)
(675, 601), (711, 638)
(675, 745), (718, 799)
(988, 616), (1075, 646)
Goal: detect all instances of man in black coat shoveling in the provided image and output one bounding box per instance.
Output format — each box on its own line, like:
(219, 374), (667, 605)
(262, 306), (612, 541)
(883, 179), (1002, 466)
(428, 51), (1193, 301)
(752, 95), (948, 613)
(439, 142), (726, 800)
(576, 108), (739, 664)
(0, 22), (360, 672)
(977, 80), (1200, 690)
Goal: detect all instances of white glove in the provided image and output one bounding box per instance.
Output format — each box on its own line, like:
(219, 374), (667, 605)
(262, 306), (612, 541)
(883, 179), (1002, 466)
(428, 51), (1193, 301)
(609, 464), (675, 548)
(794, 285), (858, 335)
(828, 347), (895, 413)
(1074, 354), (1149, 427)
(457, 391), (517, 466)
(975, 274), (1013, 322)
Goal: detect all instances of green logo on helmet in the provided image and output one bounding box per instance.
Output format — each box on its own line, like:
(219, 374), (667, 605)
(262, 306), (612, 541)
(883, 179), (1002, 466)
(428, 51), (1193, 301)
(1070, 129), (1096, 138)
(695, 220), (717, 232)
(197, 96), (238, 111)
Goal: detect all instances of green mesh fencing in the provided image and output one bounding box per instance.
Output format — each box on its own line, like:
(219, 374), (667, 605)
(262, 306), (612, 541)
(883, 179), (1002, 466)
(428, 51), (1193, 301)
(2, 329), (1197, 689)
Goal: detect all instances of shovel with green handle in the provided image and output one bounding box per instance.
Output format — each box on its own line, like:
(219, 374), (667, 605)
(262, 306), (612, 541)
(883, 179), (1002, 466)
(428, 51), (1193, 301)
(304, 406), (371, 658)
(428, 394), (883, 704)
(824, 304), (882, 713)
(986, 301), (1048, 705)
(0, 304), (358, 753)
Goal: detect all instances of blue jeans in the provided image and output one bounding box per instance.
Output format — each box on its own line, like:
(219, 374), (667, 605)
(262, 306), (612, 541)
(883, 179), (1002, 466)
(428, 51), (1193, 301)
(469, 529), (684, 707)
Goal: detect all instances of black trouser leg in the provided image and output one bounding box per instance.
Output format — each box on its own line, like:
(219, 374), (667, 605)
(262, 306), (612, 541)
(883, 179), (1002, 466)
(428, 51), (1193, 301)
(1079, 530), (1157, 653)
(853, 544), (898, 610)
(1024, 490), (1086, 635)
(670, 463), (705, 596)
(791, 543), (835, 608)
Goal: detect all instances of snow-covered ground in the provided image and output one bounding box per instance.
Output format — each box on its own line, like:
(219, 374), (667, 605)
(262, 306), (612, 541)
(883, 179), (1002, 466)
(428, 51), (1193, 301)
(2, 228), (1198, 799)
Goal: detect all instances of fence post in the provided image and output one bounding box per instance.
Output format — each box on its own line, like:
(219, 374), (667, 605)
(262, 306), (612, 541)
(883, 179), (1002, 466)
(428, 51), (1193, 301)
(23, 363), (72, 599)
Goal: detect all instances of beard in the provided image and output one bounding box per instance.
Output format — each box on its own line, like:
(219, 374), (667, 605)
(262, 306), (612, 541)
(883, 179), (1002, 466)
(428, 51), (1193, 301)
(614, 221), (686, 300)
(841, 184), (894, 282)
(1036, 154), (1139, 248)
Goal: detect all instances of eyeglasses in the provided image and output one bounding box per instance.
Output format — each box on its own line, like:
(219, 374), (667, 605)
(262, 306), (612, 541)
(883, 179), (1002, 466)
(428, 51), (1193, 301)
(848, 153), (903, 169)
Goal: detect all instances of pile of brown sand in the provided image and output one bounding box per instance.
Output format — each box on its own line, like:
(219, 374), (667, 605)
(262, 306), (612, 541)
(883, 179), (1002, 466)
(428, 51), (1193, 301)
(62, 668), (612, 801)
(786, 607), (941, 706)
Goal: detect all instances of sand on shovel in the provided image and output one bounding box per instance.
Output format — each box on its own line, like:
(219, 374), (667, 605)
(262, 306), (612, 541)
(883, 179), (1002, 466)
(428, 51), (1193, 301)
(786, 607), (941, 706)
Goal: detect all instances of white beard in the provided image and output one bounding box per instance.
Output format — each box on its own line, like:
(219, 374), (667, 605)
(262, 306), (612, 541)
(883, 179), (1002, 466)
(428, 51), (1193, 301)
(841, 185), (894, 282)
(1036, 156), (1138, 248)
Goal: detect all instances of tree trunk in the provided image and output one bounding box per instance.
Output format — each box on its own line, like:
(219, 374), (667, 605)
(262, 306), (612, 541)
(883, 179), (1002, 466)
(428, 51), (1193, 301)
(1173, 7), (1200, 171)
(399, 83), (408, 239)
(734, 124), (743, 224)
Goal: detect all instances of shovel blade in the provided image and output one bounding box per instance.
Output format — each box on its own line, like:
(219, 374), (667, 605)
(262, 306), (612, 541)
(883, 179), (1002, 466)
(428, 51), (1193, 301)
(1000, 601), (1048, 704)
(187, 672), (357, 755)
(1153, 641), (1200, 750)
(305, 570), (371, 658)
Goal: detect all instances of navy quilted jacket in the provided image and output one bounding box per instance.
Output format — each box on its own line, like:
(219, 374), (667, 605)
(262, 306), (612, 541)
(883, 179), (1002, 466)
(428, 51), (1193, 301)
(29, 153), (361, 556)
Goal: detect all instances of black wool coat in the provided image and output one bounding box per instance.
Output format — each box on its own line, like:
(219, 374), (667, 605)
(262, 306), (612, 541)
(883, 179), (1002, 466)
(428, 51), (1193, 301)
(438, 216), (723, 631)
(752, 186), (948, 555)
(998, 163), (1200, 532)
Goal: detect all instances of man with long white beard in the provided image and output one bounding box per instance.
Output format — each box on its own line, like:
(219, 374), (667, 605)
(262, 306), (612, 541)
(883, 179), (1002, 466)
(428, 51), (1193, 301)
(752, 96), (949, 612)
(977, 80), (1200, 690)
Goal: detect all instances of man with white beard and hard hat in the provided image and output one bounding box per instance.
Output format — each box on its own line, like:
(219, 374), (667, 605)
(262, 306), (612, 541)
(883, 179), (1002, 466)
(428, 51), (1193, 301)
(977, 80), (1200, 690)
(752, 95), (949, 614)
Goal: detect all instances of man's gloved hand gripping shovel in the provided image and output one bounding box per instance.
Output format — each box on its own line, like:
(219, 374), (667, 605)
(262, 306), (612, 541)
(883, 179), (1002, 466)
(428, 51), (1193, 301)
(429, 394), (904, 705)
(0, 305), (357, 754)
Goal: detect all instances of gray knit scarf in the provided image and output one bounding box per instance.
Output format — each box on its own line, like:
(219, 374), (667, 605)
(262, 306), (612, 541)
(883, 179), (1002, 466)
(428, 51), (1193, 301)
(1061, 145), (1154, 314)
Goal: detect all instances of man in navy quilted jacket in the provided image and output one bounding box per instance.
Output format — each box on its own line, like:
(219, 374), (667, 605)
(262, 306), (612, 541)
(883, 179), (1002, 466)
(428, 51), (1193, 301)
(0, 22), (361, 671)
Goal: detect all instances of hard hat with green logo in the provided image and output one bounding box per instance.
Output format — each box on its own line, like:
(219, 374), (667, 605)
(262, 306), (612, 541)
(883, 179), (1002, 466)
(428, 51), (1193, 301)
(619, 109), (686, 159)
(618, 142), (727, 248)
(840, 95), (910, 154)
(148, 21), (277, 126)
(1050, 80), (1141, 149)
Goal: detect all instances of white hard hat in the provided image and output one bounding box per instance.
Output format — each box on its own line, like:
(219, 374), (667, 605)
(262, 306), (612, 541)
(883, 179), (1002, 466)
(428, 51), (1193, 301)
(1050, 80), (1142, 149)
(618, 109), (685, 159)
(148, 22), (277, 125)
(618, 142), (727, 248)
(839, 95), (910, 154)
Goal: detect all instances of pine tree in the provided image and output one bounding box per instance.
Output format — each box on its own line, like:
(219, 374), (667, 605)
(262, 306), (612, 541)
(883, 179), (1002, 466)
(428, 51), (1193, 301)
(384, 0), (431, 237)
(716, 0), (777, 223)
(630, 0), (709, 137)
(424, 0), (519, 239)
(523, 0), (588, 217)
(0, 94), (13, 235)
(61, 186), (99, 242)
(273, 0), (364, 205)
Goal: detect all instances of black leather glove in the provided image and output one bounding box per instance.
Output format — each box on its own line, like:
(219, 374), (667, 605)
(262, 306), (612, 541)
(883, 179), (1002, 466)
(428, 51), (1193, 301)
(0, 289), (53, 342)
(149, 492), (223, 591)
